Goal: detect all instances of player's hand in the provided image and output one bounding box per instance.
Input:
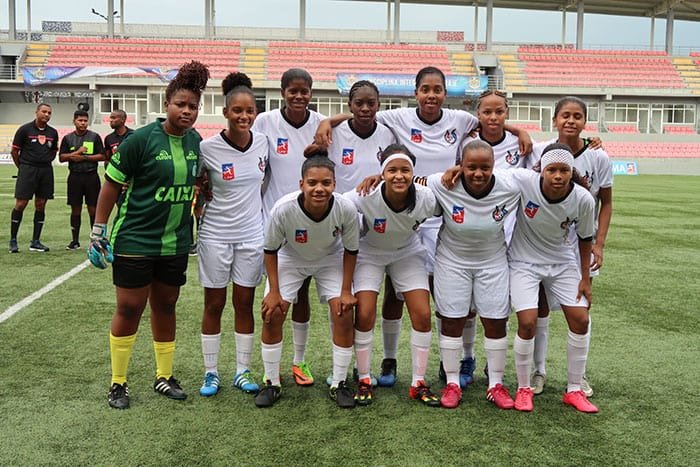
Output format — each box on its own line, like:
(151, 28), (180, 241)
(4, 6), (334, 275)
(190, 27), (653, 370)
(356, 175), (381, 196)
(591, 243), (604, 271)
(587, 136), (603, 150)
(314, 119), (333, 147)
(441, 166), (461, 189)
(195, 171), (213, 202)
(576, 280), (592, 308)
(338, 292), (357, 316)
(87, 223), (114, 269)
(518, 131), (533, 156)
(261, 292), (285, 323)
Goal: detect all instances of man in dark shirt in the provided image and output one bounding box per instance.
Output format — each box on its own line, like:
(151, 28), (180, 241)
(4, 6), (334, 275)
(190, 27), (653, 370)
(59, 110), (105, 250)
(9, 103), (59, 253)
(103, 109), (134, 166)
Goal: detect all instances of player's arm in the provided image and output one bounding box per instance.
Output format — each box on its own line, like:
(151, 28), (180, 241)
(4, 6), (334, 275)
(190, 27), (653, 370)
(591, 186), (612, 271)
(10, 147), (20, 168)
(339, 249), (358, 316)
(504, 124), (533, 155)
(577, 238), (593, 305)
(315, 113), (351, 146)
(261, 250), (285, 323)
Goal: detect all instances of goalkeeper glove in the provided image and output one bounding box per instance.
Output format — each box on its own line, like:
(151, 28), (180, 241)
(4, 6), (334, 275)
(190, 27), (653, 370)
(88, 223), (114, 269)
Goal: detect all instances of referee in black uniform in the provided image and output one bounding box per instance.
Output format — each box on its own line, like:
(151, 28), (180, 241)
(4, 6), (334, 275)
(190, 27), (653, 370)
(9, 103), (59, 253)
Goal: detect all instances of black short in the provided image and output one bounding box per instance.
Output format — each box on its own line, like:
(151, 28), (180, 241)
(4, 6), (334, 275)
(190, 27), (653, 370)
(112, 254), (189, 289)
(67, 171), (101, 206)
(14, 164), (54, 200)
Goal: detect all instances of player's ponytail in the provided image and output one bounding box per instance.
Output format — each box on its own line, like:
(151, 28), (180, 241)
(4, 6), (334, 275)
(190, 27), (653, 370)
(222, 72), (255, 106)
(165, 61), (209, 102)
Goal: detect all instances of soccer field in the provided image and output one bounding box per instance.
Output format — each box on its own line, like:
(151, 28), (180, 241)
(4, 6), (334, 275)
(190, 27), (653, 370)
(0, 165), (698, 466)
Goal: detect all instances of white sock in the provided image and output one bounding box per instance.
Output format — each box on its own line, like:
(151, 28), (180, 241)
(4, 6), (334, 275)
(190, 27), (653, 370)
(201, 332), (221, 375)
(566, 329), (590, 393)
(261, 341), (283, 386)
(462, 317), (477, 359)
(291, 320), (309, 364)
(514, 335), (535, 389)
(484, 336), (508, 388)
(534, 316), (550, 374)
(234, 332), (254, 374)
(382, 318), (402, 360)
(332, 343), (353, 388)
(354, 329), (374, 381)
(439, 334), (462, 386)
(410, 329), (432, 386)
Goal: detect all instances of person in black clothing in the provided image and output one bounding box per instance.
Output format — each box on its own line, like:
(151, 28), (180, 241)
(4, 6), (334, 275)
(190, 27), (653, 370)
(103, 109), (134, 166)
(59, 110), (105, 250)
(9, 103), (59, 253)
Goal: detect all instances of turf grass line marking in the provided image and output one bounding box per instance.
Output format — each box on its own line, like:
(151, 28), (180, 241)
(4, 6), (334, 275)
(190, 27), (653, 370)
(0, 260), (91, 324)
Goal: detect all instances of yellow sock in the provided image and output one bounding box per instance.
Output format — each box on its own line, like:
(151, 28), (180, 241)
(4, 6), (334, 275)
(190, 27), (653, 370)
(153, 340), (176, 380)
(110, 333), (137, 385)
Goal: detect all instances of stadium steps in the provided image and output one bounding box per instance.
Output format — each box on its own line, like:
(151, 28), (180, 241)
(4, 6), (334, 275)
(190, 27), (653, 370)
(498, 54), (527, 92)
(239, 47), (267, 83)
(672, 57), (700, 89)
(23, 43), (50, 66)
(450, 52), (476, 74)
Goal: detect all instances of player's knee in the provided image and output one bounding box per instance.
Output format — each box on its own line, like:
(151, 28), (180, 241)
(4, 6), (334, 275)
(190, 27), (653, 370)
(14, 199), (29, 211)
(34, 199), (47, 210)
(569, 315), (589, 335)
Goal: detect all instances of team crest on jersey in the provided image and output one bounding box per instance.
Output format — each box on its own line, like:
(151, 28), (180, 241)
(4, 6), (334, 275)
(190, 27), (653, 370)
(258, 157), (266, 173)
(410, 129), (423, 143)
(221, 163), (235, 180)
(342, 148), (355, 165)
(276, 138), (288, 155)
(452, 206), (465, 224)
(332, 225), (343, 237)
(492, 204), (508, 222)
(373, 218), (387, 233)
(295, 229), (308, 243)
(524, 201), (539, 218)
(37, 135), (46, 145)
(444, 129), (457, 144)
(560, 216), (577, 231)
(376, 147), (383, 162)
(582, 170), (593, 189)
(505, 150), (520, 166)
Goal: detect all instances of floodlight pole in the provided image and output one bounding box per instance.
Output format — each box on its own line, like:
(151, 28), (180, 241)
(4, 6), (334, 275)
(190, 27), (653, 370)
(26, 0), (31, 41)
(299, 0), (306, 40)
(473, 2), (478, 51)
(393, 0), (400, 44)
(650, 15), (655, 50)
(9, 0), (17, 40)
(665, 8), (674, 54)
(485, 0), (493, 51)
(575, 1), (584, 49)
(107, 0), (114, 38)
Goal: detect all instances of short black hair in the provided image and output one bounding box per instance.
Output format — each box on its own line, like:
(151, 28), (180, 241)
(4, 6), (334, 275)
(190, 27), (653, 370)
(73, 110), (89, 119)
(301, 155), (335, 178)
(281, 68), (313, 90)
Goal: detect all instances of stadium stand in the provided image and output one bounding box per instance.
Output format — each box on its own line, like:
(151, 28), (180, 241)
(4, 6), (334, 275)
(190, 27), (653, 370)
(518, 46), (685, 89)
(607, 124), (640, 134)
(605, 141), (700, 158)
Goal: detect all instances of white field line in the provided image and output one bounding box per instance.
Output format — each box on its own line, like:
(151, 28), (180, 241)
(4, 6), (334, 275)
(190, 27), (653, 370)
(0, 260), (91, 324)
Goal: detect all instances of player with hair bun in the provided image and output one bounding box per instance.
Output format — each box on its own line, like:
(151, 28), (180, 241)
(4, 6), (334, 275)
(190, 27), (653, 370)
(196, 72), (268, 397)
(89, 61), (209, 409)
(253, 68), (325, 387)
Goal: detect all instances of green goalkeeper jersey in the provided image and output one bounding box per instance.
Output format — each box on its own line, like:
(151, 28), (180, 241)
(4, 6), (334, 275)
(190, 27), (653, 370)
(105, 119), (201, 256)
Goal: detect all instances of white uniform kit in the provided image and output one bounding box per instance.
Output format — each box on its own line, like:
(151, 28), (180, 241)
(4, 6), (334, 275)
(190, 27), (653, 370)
(263, 191), (360, 303)
(377, 108), (479, 272)
(253, 108), (325, 215)
(197, 130), (268, 288)
(428, 171), (520, 320)
(328, 120), (395, 193)
(344, 182), (437, 293)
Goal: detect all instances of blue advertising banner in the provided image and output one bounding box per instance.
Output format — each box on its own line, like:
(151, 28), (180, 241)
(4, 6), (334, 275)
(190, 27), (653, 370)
(336, 73), (488, 97)
(612, 160), (638, 175)
(23, 66), (178, 86)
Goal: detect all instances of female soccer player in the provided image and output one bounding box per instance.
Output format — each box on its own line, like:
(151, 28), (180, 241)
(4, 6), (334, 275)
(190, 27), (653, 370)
(529, 97), (613, 398)
(88, 61), (209, 409)
(255, 156), (360, 409)
(253, 68), (324, 386)
(428, 140), (521, 409)
(344, 145), (440, 407)
(317, 67), (531, 387)
(196, 72), (268, 397)
(508, 143), (598, 413)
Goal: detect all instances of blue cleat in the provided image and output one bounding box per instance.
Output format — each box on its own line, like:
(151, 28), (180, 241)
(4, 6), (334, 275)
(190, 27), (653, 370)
(199, 372), (220, 397)
(233, 370), (259, 394)
(376, 358), (397, 387)
(459, 357), (476, 388)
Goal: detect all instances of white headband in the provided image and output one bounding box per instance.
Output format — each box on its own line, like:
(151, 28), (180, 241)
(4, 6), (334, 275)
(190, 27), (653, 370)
(381, 153), (414, 172)
(540, 148), (574, 170)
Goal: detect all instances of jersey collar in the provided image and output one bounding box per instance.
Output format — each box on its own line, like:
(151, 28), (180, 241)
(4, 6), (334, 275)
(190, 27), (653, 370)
(281, 107), (311, 129)
(348, 119), (378, 140)
(461, 173), (496, 200)
(297, 192), (335, 222)
(416, 107), (443, 126)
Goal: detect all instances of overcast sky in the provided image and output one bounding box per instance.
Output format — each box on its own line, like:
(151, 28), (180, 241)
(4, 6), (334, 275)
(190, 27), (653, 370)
(2, 0), (699, 51)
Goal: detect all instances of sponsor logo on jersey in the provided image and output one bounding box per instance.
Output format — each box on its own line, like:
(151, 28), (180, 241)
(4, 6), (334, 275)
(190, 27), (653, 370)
(452, 205), (465, 224)
(154, 184), (194, 203)
(342, 148), (354, 165)
(221, 163), (235, 181)
(410, 129), (423, 143)
(276, 138), (288, 155)
(258, 157), (266, 173)
(111, 152), (121, 164)
(444, 129), (457, 144)
(156, 150), (172, 161)
(492, 204), (508, 222)
(524, 201), (539, 218)
(186, 150), (198, 161)
(560, 216), (577, 231)
(295, 229), (308, 243)
(373, 218), (387, 233)
(505, 150), (520, 166)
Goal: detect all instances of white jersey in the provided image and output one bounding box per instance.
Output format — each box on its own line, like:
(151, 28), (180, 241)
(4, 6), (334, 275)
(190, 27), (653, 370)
(344, 182), (437, 259)
(461, 130), (528, 170)
(197, 130), (268, 243)
(427, 170), (520, 268)
(328, 120), (395, 193)
(264, 191), (360, 265)
(508, 169), (595, 265)
(252, 108), (325, 214)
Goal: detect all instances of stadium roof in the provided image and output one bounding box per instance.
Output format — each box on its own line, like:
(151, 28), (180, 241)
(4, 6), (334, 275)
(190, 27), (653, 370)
(351, 0), (700, 22)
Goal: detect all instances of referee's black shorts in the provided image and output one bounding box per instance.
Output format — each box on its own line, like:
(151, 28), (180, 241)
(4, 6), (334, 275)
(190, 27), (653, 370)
(67, 171), (101, 206)
(14, 164), (54, 200)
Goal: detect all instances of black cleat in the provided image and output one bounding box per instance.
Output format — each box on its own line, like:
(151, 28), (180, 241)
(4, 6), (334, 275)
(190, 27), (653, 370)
(330, 381), (356, 408)
(29, 240), (50, 252)
(8, 239), (19, 253)
(153, 376), (187, 400)
(66, 241), (81, 250)
(254, 381), (281, 408)
(108, 382), (130, 409)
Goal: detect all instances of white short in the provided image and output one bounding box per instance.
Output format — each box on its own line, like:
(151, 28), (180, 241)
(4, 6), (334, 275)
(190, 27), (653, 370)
(419, 225), (439, 274)
(353, 253), (429, 293)
(509, 260), (589, 312)
(265, 254), (343, 304)
(197, 239), (263, 288)
(434, 258), (511, 319)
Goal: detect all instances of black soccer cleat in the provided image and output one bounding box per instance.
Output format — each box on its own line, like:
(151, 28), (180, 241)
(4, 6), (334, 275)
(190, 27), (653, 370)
(108, 382), (130, 409)
(254, 381), (281, 408)
(330, 381), (356, 409)
(153, 376), (187, 400)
